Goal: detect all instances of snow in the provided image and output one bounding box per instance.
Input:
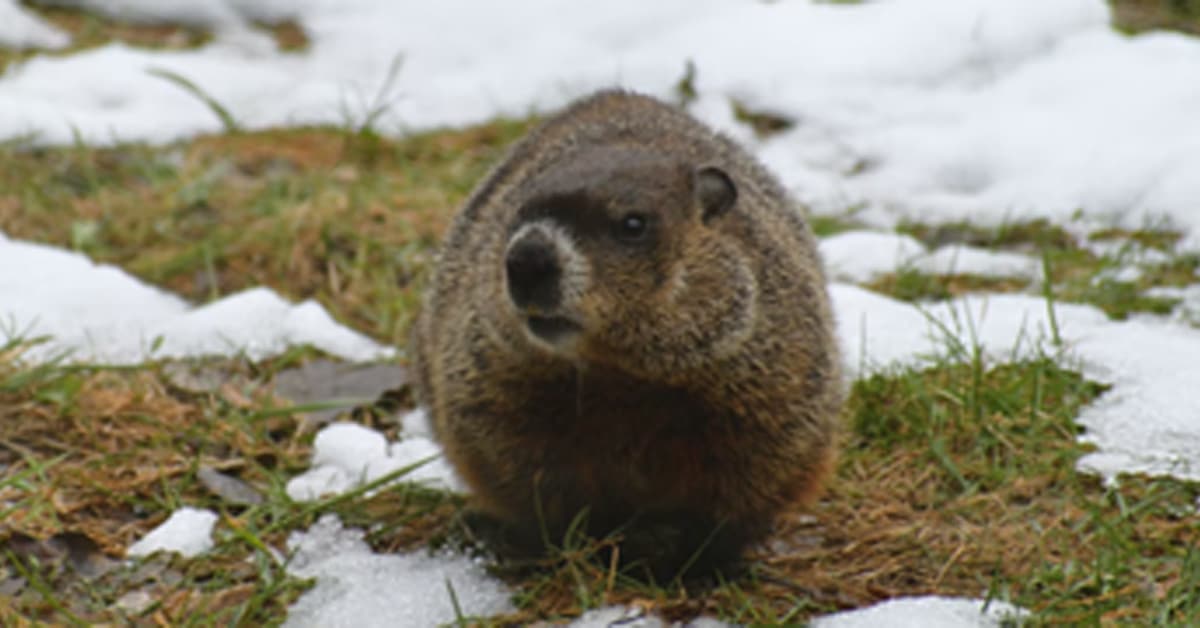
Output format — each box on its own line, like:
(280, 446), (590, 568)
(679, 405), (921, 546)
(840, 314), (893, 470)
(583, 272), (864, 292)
(3, 1), (1200, 236)
(567, 598), (1025, 628)
(820, 230), (1040, 283)
(832, 284), (1200, 483)
(568, 606), (731, 627)
(0, 233), (392, 364)
(276, 284), (1200, 494)
(820, 231), (928, 283)
(915, 246), (1040, 279)
(0, 1), (69, 50)
(126, 506), (217, 558)
(285, 419), (463, 501)
(4, 0), (1200, 624)
(811, 596), (1026, 628)
(282, 515), (513, 628)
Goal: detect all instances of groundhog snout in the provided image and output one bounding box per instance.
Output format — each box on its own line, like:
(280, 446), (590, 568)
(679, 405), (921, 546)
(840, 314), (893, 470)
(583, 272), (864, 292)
(505, 230), (563, 312)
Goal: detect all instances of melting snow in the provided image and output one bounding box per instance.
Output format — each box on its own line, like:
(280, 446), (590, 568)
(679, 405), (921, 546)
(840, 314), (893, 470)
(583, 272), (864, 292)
(811, 596), (1026, 628)
(3, 1), (1200, 237)
(3, 0), (1200, 624)
(0, 233), (392, 364)
(285, 419), (463, 501)
(282, 515), (513, 628)
(820, 230), (1040, 283)
(126, 507), (218, 558)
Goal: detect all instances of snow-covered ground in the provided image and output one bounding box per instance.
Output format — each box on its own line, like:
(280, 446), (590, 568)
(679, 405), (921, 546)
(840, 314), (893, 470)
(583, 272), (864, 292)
(3, 0), (1200, 626)
(4, 0), (1200, 239)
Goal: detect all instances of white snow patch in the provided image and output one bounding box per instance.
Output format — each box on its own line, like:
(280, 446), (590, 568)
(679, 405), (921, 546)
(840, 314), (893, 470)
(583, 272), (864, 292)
(565, 597), (1026, 627)
(0, 233), (392, 364)
(286, 422), (462, 501)
(567, 606), (730, 627)
(283, 515), (512, 628)
(820, 231), (928, 283)
(1092, 265), (1143, 284)
(398, 407), (435, 439)
(912, 245), (1040, 279)
(2, 1), (1200, 238)
(832, 283), (1200, 483)
(820, 231), (1040, 283)
(811, 596), (1026, 628)
(126, 507), (217, 558)
(0, 1), (69, 50)
(1084, 238), (1174, 267)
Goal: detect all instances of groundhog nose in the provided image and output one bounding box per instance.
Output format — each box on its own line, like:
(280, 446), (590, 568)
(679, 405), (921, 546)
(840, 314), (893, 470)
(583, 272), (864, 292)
(505, 237), (562, 311)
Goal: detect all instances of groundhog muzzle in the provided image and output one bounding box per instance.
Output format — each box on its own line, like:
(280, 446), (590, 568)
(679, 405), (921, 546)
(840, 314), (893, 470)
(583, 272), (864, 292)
(412, 89), (843, 580)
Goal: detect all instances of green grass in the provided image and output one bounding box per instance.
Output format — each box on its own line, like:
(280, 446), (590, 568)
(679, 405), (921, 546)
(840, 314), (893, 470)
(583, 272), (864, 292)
(1110, 0), (1200, 36)
(835, 350), (1199, 624)
(809, 212), (864, 238)
(0, 79), (1198, 623)
(1, 3), (310, 75)
(876, 218), (1200, 320)
(865, 268), (1030, 302)
(0, 340), (462, 624)
(0, 118), (535, 348)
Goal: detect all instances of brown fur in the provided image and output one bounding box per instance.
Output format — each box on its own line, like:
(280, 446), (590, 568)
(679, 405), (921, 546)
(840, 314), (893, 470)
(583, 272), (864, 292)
(412, 90), (843, 579)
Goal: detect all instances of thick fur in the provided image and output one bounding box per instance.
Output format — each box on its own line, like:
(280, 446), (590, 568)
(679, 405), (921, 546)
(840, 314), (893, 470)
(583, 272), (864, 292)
(412, 90), (842, 578)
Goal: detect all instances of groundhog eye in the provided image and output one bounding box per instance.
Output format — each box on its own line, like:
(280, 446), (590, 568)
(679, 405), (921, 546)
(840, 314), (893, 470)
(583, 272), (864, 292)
(616, 213), (649, 241)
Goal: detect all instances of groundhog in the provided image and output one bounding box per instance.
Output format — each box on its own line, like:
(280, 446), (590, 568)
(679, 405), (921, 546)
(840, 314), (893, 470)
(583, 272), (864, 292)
(411, 89), (842, 579)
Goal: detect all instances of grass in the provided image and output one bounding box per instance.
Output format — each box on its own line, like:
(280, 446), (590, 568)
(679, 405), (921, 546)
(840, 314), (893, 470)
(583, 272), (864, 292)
(0, 339), (459, 624)
(2, 3), (312, 75)
(6, 325), (1197, 624)
(1, 52), (1198, 625)
(1110, 0), (1200, 36)
(482, 346), (1199, 625)
(865, 269), (1030, 303)
(872, 217), (1199, 320)
(0, 118), (535, 348)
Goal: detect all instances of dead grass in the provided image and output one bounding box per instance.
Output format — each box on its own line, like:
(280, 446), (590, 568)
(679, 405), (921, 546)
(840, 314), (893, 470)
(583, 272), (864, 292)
(2, 278), (1198, 624)
(883, 218), (1199, 320)
(865, 270), (1030, 302)
(25, 3), (212, 51)
(0, 341), (464, 624)
(1110, 0), (1200, 36)
(1, 4), (311, 76)
(0, 346), (304, 622)
(0, 2), (209, 75)
(479, 357), (1200, 625)
(0, 119), (534, 347)
(1, 103), (1198, 624)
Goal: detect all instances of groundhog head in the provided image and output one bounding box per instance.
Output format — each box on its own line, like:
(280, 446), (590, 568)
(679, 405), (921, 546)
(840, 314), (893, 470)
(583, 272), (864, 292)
(501, 144), (759, 377)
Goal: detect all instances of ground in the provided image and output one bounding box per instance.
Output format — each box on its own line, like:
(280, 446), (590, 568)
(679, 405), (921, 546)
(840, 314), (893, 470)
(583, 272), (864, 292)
(2, 1), (1200, 626)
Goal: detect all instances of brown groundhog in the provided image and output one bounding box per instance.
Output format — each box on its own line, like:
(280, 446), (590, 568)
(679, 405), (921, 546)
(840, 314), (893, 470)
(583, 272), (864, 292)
(412, 89), (842, 579)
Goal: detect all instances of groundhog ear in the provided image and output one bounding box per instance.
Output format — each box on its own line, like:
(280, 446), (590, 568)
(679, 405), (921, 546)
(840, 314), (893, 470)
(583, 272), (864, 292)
(694, 166), (737, 224)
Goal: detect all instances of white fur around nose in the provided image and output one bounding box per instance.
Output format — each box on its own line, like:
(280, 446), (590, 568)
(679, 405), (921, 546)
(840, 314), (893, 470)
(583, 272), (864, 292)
(506, 220), (590, 307)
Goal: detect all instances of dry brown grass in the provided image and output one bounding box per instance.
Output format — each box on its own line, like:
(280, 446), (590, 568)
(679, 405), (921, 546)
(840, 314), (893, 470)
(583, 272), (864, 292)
(865, 271), (1031, 302)
(0, 120), (534, 347)
(0, 357), (295, 551)
(1110, 0), (1200, 35)
(479, 360), (1199, 625)
(2, 108), (1198, 624)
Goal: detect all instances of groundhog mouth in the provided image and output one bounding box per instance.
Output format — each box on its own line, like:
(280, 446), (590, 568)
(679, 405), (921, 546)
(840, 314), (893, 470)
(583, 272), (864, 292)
(525, 315), (582, 344)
